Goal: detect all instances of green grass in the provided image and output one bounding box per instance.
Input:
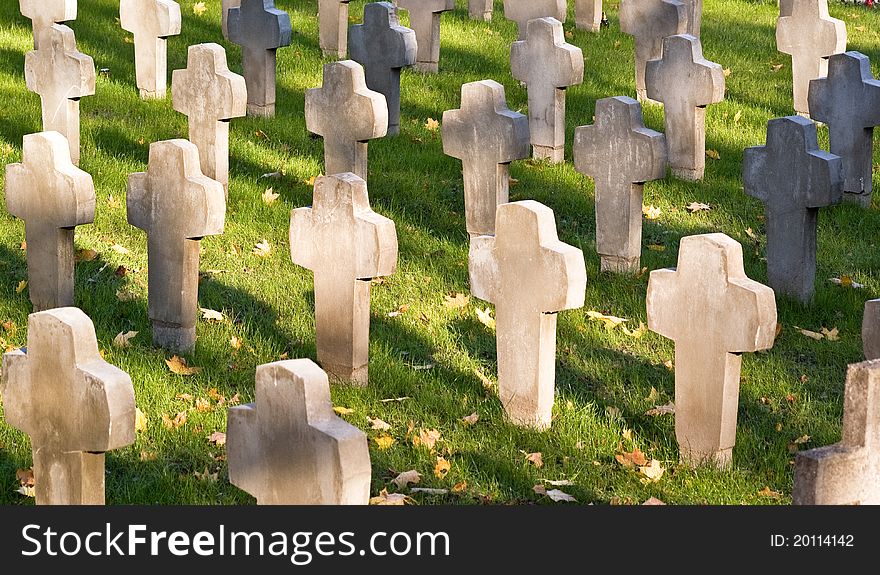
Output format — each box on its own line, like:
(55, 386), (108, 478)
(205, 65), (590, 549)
(0, 0), (878, 506)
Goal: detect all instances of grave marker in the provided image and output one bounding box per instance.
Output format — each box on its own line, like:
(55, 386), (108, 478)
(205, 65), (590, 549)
(619, 0), (687, 102)
(503, 0), (567, 40)
(576, 0), (603, 32)
(863, 299), (880, 361)
(469, 0), (493, 21)
(395, 0), (455, 73)
(319, 0), (351, 58)
(19, 0), (76, 49)
(222, 0), (241, 39)
(120, 0), (182, 100)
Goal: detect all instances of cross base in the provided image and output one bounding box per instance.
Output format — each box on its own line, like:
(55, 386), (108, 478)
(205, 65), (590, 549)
(471, 12), (492, 21)
(139, 88), (165, 100)
(414, 61), (439, 74)
(322, 360), (369, 387)
(843, 191), (872, 208)
(671, 166), (704, 181)
(600, 255), (641, 274)
(322, 47), (346, 58)
(247, 103), (276, 118)
(153, 322), (196, 354)
(679, 445), (732, 469)
(533, 145), (565, 163)
(578, 22), (601, 33)
(504, 407), (552, 431)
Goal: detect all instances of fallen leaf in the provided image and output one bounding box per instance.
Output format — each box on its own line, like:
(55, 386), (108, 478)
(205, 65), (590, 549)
(304, 175), (318, 186)
(162, 411), (188, 429)
(19, 241), (26, 251)
(733, 110), (743, 124)
(586, 310), (628, 331)
(209, 431), (226, 446)
(616, 447), (648, 468)
(75, 248), (99, 262)
(15, 280), (27, 294)
(424, 118), (440, 131)
(116, 287), (138, 302)
(333, 406), (355, 415)
(647, 244), (665, 252)
(476, 307), (496, 329)
(686, 202), (712, 213)
(434, 456), (451, 478)
(461, 412), (479, 426)
(645, 401), (676, 417)
(541, 479), (575, 486)
(723, 67), (731, 77)
(645, 386), (661, 403)
(706, 149), (720, 160)
(444, 292), (469, 309)
(230, 335), (242, 350)
(110, 244), (130, 255)
(788, 434), (811, 453)
(380, 396), (411, 403)
(392, 470), (422, 489)
(745, 227), (760, 242)
(193, 466), (218, 482)
(829, 276), (865, 289)
(622, 322), (648, 338)
(192, 1), (207, 16)
(452, 481), (468, 492)
(252, 240), (272, 257)
(642, 205), (662, 220)
(820, 327), (839, 341)
(16, 468), (34, 488)
(414, 428), (441, 450)
(475, 368), (495, 391)
(771, 63), (784, 72)
(533, 484), (547, 496)
(387, 304), (410, 318)
(663, 359), (674, 371)
(638, 459), (665, 483)
(369, 489), (411, 505)
(200, 308), (225, 323)
(195, 398), (211, 413)
(546, 489), (577, 502)
(165, 355), (201, 376)
(176, 393), (194, 402)
(367, 417), (391, 431)
(525, 452), (544, 468)
(113, 330), (138, 348)
(642, 497), (666, 505)
(410, 488), (448, 495)
(758, 486), (781, 498)
(794, 326), (824, 341)
(262, 187), (280, 205)
(135, 408), (148, 432)
(261, 171), (283, 179)
(374, 435), (395, 450)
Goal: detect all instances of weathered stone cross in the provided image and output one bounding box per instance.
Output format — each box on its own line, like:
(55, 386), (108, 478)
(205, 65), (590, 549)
(443, 80), (529, 238)
(120, 0), (182, 100)
(222, 0), (241, 39)
(469, 0), (493, 21)
(290, 173), (397, 386)
(576, 0), (603, 32)
(793, 359), (880, 504)
(503, 0), (567, 40)
(24, 24), (95, 166)
(619, 0), (686, 102)
(1, 307), (136, 505)
(319, 0), (351, 58)
(395, 0), (455, 73)
(776, 0), (846, 116)
(127, 140), (226, 353)
(227, 359), (371, 505)
(228, 0), (293, 117)
(573, 96), (667, 273)
(646, 233), (777, 468)
(646, 34), (725, 180)
(511, 17), (584, 163)
(305, 61), (388, 180)
(743, 116), (843, 304)
(19, 0), (76, 49)
(172, 43), (247, 197)
(809, 51), (880, 207)
(5, 132), (95, 312)
(348, 2), (417, 136)
(469, 201), (587, 429)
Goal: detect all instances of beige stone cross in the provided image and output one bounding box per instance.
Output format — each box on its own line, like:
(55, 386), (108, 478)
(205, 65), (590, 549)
(575, 0), (603, 32)
(793, 359), (880, 504)
(227, 359), (372, 505)
(646, 233), (777, 468)
(470, 201), (587, 429)
(620, 0), (687, 102)
(172, 43), (247, 197)
(24, 25), (95, 166)
(305, 61), (388, 181)
(511, 17), (584, 163)
(319, 0), (351, 58)
(127, 139), (226, 353)
(19, 0), (76, 49)
(395, 0), (455, 73)
(290, 173), (397, 385)
(120, 0), (182, 99)
(1, 307), (136, 505)
(5, 132), (95, 312)
(777, 0), (846, 116)
(503, 0), (567, 40)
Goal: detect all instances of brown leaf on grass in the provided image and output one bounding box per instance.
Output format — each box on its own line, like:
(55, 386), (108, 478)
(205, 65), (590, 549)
(194, 466), (218, 482)
(645, 402), (676, 417)
(113, 330), (138, 348)
(333, 406), (355, 415)
(135, 408), (148, 432)
(794, 326), (824, 341)
(392, 470), (422, 489)
(787, 435), (811, 453)
(252, 240), (271, 257)
(434, 456), (451, 479)
(15, 280), (27, 294)
(639, 459), (665, 483)
(195, 398), (211, 413)
(369, 489), (412, 505)
(452, 481), (468, 493)
(663, 360), (674, 371)
(230, 335), (242, 350)
(261, 187), (280, 205)
(622, 322), (647, 338)
(200, 308), (225, 322)
(15, 468), (35, 498)
(176, 393), (194, 402)
(642, 205), (662, 220)
(209, 431), (226, 446)
(165, 355), (201, 375)
(162, 411), (187, 429)
(586, 310), (628, 330)
(616, 447), (648, 468)
(367, 417), (391, 431)
(686, 202), (712, 213)
(525, 452), (544, 468)
(758, 486), (781, 498)
(424, 118), (440, 131)
(444, 292), (469, 309)
(706, 149), (720, 160)
(820, 327), (839, 341)
(387, 304), (410, 318)
(461, 412), (479, 426)
(75, 248), (98, 262)
(413, 428), (441, 450)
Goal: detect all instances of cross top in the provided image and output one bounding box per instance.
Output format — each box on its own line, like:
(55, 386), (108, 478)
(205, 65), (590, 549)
(793, 359), (880, 504)
(5, 132), (95, 312)
(511, 17), (584, 163)
(776, 0), (846, 116)
(619, 0), (687, 101)
(290, 173), (397, 384)
(319, 0), (352, 58)
(19, 0), (76, 49)
(395, 0), (455, 73)
(227, 359), (371, 505)
(1, 307), (136, 504)
(305, 60), (388, 180)
(809, 51), (880, 206)
(503, 0), (567, 40)
(172, 43), (247, 196)
(647, 233), (777, 467)
(120, 0), (182, 99)
(442, 80), (530, 237)
(469, 200), (587, 429)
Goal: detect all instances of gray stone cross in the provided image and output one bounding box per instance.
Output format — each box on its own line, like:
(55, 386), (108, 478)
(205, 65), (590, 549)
(442, 80), (530, 238)
(227, 359), (371, 505)
(24, 24), (95, 166)
(395, 0), (455, 73)
(127, 140), (226, 353)
(511, 17), (584, 163)
(683, 0), (702, 36)
(503, 0), (567, 40)
(222, 0), (241, 39)
(290, 173), (397, 385)
(19, 0), (76, 49)
(619, 0), (686, 102)
(228, 0), (293, 117)
(5, 132), (95, 312)
(576, 0), (603, 32)
(305, 61), (388, 180)
(776, 0), (846, 116)
(469, 0), (493, 21)
(1, 307), (136, 505)
(646, 34), (725, 180)
(172, 43), (247, 197)
(743, 116), (843, 304)
(469, 201), (587, 429)
(319, 0), (351, 58)
(573, 96), (667, 273)
(120, 0), (182, 100)
(349, 2), (417, 136)
(647, 233), (777, 468)
(809, 51), (880, 207)
(793, 359), (880, 505)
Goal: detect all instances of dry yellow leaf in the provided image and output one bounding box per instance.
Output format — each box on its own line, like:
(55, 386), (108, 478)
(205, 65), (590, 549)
(525, 452), (544, 468)
(369, 488), (411, 505)
(414, 428), (441, 450)
(392, 470), (422, 489)
(230, 335), (242, 350)
(367, 417), (391, 431)
(820, 327), (839, 341)
(622, 322), (647, 338)
(165, 355), (201, 376)
(75, 248), (99, 262)
(113, 330), (138, 348)
(434, 456), (451, 478)
(616, 447), (648, 468)
(195, 398), (211, 413)
(252, 240), (272, 257)
(192, 2), (207, 16)
(475, 307), (496, 329)
(706, 149), (720, 160)
(135, 408), (148, 432)
(374, 434), (395, 449)
(586, 310), (628, 331)
(647, 244), (665, 252)
(110, 243), (130, 255)
(15, 280), (27, 294)
(162, 411), (188, 429)
(209, 431), (226, 446)
(200, 308), (225, 322)
(794, 326), (824, 341)
(758, 486), (781, 498)
(262, 187), (280, 204)
(686, 202), (712, 213)
(461, 412), (479, 426)
(452, 481), (467, 493)
(733, 110), (742, 124)
(638, 459), (665, 483)
(642, 205), (662, 220)
(304, 175), (319, 187)
(444, 292), (470, 309)
(333, 406), (355, 415)
(425, 118), (440, 131)
(723, 67), (731, 77)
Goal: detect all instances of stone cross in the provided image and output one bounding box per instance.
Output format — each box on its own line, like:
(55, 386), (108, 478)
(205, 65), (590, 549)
(349, 2), (417, 136)
(503, 0), (567, 40)
(573, 96), (667, 273)
(776, 0), (846, 116)
(443, 80), (529, 238)
(864, 300), (880, 361)
(619, 0), (686, 102)
(5, 132), (95, 312)
(305, 61), (388, 180)
(576, 0), (603, 32)
(469, 0), (493, 21)
(222, 0), (241, 39)
(24, 24), (95, 166)
(127, 139), (226, 353)
(228, 0), (293, 117)
(646, 34), (725, 180)
(172, 43), (247, 197)
(469, 200), (587, 429)
(290, 173), (397, 385)
(743, 116), (843, 304)
(395, 0), (455, 73)
(793, 359), (880, 505)
(319, 0), (351, 58)
(227, 359), (371, 505)
(646, 233), (777, 468)
(511, 17), (584, 163)
(1, 307), (136, 505)
(809, 51), (880, 207)
(120, 0), (182, 100)
(20, 0), (76, 49)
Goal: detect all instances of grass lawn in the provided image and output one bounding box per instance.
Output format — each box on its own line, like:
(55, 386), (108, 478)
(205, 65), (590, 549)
(0, 0), (879, 505)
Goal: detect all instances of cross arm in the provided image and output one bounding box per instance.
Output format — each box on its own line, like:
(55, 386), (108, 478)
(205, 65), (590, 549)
(533, 209), (587, 312)
(805, 148), (843, 208)
(20, 0), (77, 21)
(723, 277), (777, 353)
(289, 207), (317, 271)
(75, 361), (137, 452)
(509, 42), (528, 84)
(226, 402), (263, 497)
(742, 145), (769, 203)
(353, 90), (389, 141)
(0, 349), (30, 435)
(126, 172), (151, 232)
(468, 235), (499, 304)
(355, 211), (397, 280)
(646, 268), (682, 341)
(554, 44), (585, 89)
(227, 4), (292, 50)
(181, 176), (226, 239)
(309, 417), (372, 504)
(52, 135), (97, 228)
(4, 163), (32, 221)
(65, 48), (98, 98)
